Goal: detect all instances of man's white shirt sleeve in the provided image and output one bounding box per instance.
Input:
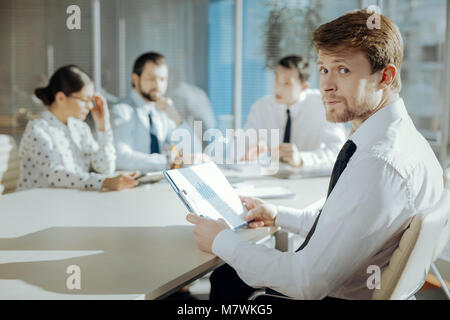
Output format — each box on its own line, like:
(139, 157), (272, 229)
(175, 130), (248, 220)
(212, 156), (411, 299)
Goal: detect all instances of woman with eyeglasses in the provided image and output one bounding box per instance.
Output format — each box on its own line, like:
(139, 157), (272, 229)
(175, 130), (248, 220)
(17, 65), (138, 191)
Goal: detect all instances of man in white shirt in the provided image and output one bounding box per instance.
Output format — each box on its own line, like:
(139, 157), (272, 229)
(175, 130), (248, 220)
(186, 9), (444, 300)
(111, 52), (200, 172)
(243, 55), (346, 170)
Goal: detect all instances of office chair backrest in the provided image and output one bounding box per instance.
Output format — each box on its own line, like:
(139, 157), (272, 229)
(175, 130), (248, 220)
(0, 135), (21, 194)
(372, 189), (450, 300)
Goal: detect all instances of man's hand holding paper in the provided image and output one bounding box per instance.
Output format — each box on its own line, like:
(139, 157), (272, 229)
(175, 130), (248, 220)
(241, 196), (278, 228)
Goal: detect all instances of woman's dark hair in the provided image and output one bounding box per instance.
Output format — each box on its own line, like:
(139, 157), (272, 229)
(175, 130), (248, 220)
(34, 65), (92, 106)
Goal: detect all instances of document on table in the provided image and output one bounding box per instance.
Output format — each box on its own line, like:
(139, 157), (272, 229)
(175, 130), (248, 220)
(164, 162), (248, 230)
(136, 171), (165, 183)
(222, 162), (331, 179)
(261, 162), (332, 178)
(234, 185), (295, 199)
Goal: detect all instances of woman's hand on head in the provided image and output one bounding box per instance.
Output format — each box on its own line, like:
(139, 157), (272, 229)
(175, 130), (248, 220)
(91, 93), (111, 131)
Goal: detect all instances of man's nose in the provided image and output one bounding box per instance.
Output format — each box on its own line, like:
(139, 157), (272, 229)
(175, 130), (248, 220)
(320, 77), (337, 93)
(157, 79), (165, 90)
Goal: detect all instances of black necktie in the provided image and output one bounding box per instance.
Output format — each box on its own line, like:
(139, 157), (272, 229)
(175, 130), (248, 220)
(149, 112), (160, 154)
(296, 140), (357, 252)
(283, 109), (291, 143)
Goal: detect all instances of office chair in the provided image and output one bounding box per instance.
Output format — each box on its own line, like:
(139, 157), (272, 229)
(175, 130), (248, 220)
(0, 134), (21, 194)
(428, 167), (450, 299)
(249, 189), (450, 300)
(372, 189), (450, 299)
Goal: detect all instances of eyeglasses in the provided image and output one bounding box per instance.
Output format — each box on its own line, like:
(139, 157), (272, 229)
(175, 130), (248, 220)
(69, 95), (95, 108)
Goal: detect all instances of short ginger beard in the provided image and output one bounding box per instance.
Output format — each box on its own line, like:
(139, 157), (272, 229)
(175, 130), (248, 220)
(325, 100), (375, 124)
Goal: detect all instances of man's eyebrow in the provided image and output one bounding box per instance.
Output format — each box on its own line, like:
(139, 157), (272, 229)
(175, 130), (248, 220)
(332, 59), (348, 63)
(317, 58), (349, 66)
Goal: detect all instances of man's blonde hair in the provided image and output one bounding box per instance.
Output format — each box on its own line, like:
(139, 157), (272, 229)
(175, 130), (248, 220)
(313, 9), (404, 92)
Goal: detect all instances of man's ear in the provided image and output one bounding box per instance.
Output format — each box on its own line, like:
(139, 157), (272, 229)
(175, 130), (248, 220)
(379, 64), (397, 89)
(301, 82), (309, 90)
(131, 73), (139, 89)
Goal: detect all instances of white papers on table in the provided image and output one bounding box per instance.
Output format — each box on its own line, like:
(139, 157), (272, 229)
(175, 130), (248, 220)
(234, 185), (295, 199)
(223, 162), (332, 179)
(137, 171), (165, 183)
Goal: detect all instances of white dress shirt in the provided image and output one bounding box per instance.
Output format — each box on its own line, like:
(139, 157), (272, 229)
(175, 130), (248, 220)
(213, 98), (444, 300)
(244, 89), (347, 170)
(17, 110), (116, 191)
(111, 90), (199, 172)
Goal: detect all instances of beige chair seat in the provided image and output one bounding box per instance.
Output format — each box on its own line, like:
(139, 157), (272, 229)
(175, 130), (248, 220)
(373, 189), (450, 299)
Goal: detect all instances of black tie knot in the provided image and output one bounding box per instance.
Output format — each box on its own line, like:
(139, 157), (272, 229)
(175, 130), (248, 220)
(328, 139), (356, 198)
(338, 139), (357, 160)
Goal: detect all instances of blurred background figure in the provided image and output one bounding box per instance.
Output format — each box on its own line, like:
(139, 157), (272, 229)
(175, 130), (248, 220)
(171, 81), (216, 149)
(17, 65), (138, 192)
(111, 52), (202, 173)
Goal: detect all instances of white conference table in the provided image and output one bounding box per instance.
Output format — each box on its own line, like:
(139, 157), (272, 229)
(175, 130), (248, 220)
(0, 169), (329, 299)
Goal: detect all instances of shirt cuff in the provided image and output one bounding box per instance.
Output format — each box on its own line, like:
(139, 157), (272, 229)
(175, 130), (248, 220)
(212, 229), (245, 261)
(96, 128), (114, 146)
(275, 207), (304, 235)
(298, 151), (316, 169)
(86, 172), (106, 190)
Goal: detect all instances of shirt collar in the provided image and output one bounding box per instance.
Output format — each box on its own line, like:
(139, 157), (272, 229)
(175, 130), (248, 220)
(274, 88), (310, 113)
(41, 110), (68, 130)
(350, 97), (408, 150)
(41, 110), (85, 135)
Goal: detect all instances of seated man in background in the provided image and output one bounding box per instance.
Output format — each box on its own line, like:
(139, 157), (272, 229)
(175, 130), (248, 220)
(111, 52), (202, 172)
(243, 55), (347, 170)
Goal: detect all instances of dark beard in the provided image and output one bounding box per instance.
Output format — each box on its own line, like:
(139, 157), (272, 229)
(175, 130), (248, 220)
(138, 79), (158, 102)
(141, 91), (156, 102)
